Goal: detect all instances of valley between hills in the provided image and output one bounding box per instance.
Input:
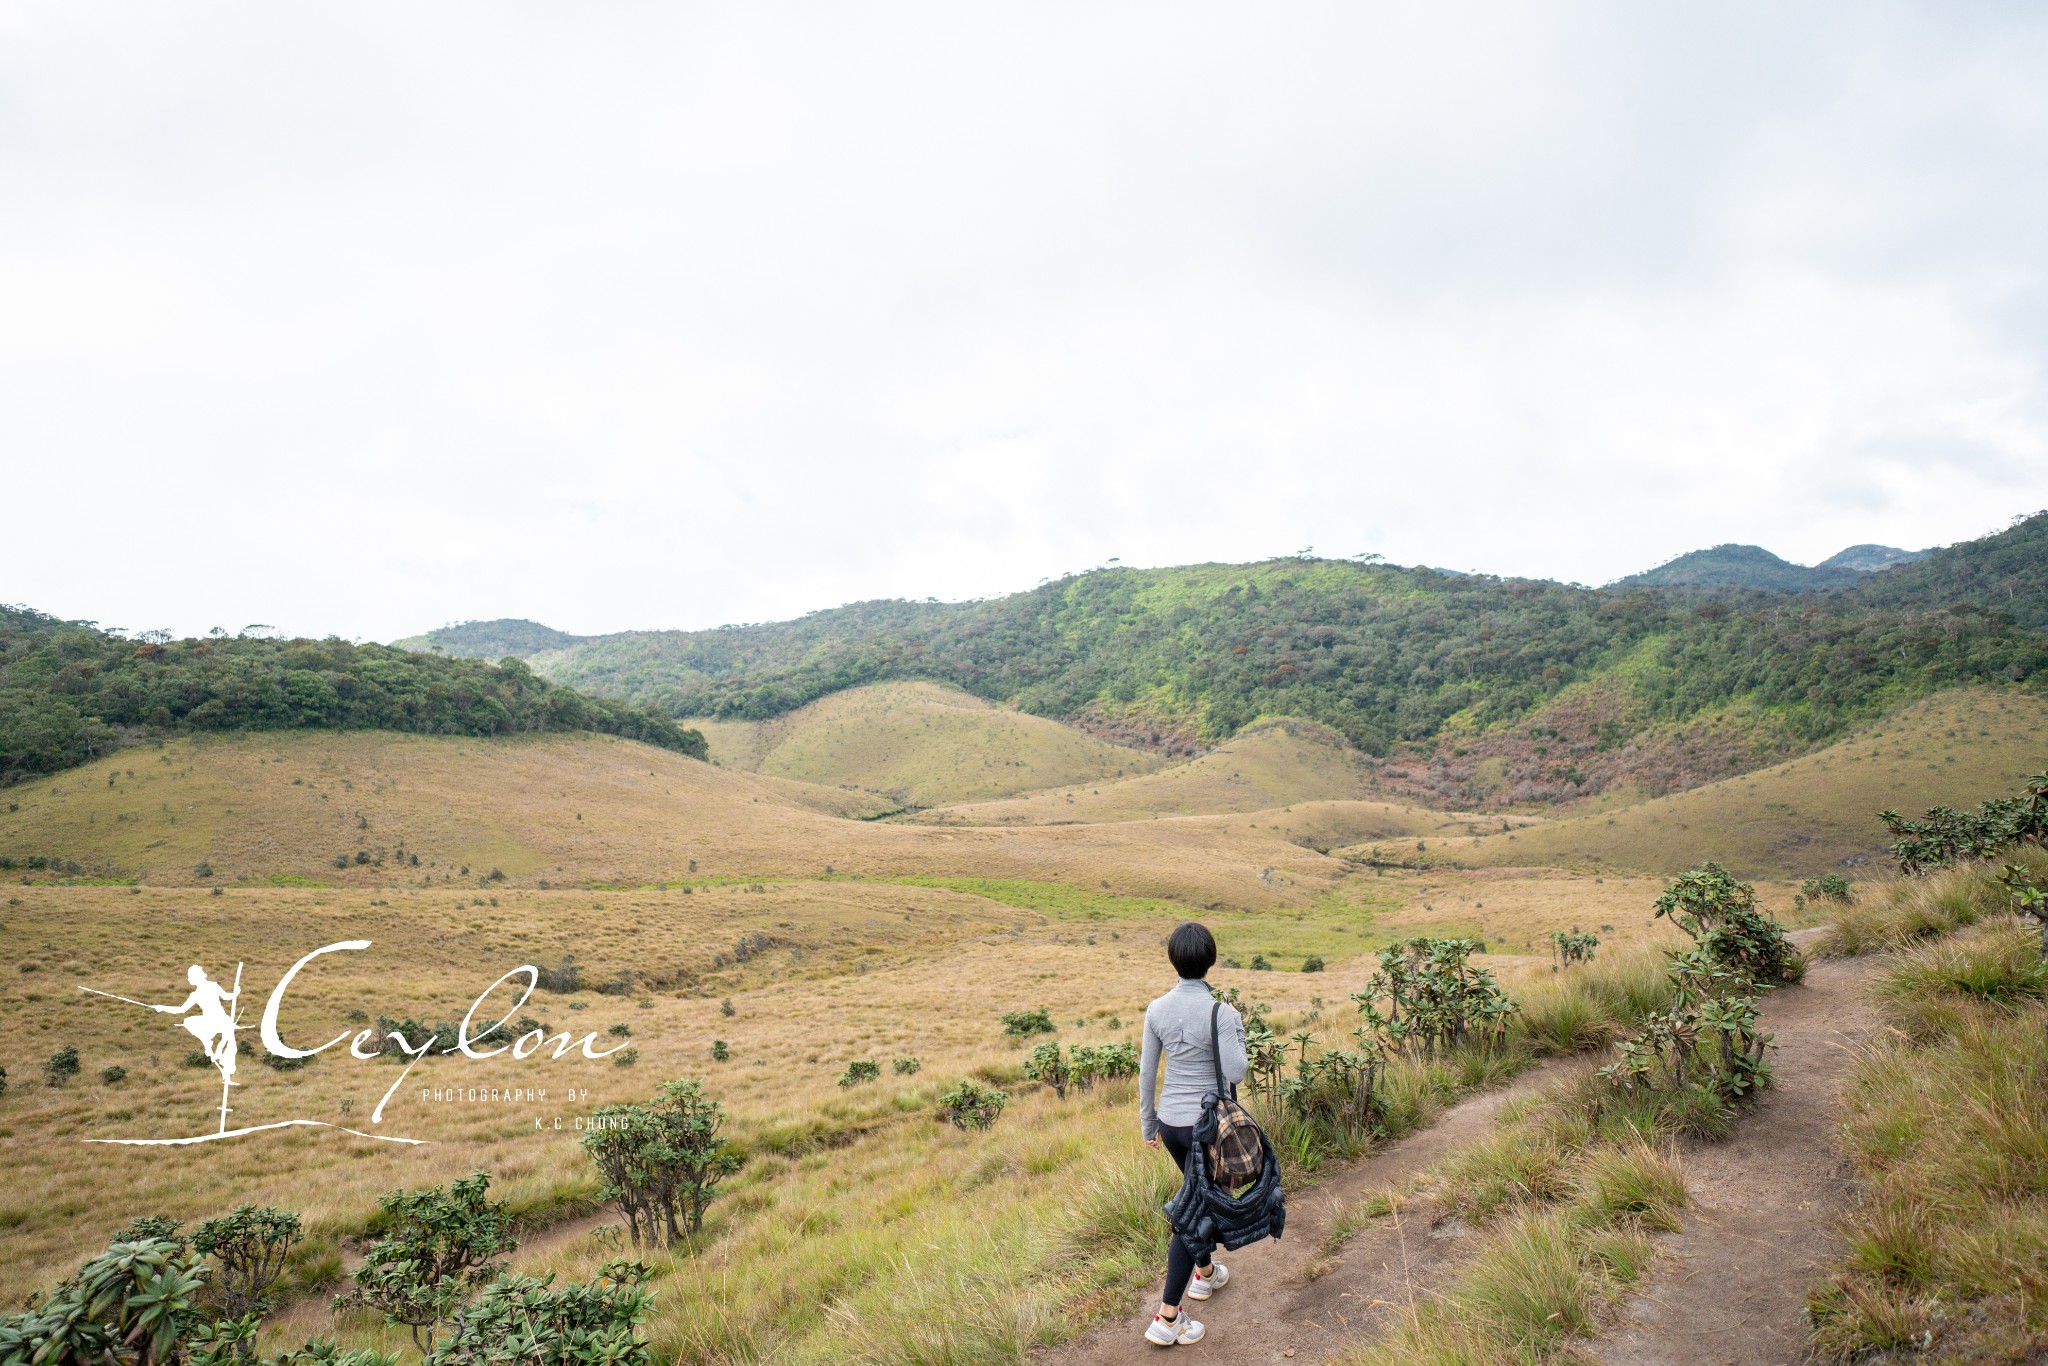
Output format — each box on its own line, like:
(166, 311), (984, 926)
(2, 522), (2044, 1362)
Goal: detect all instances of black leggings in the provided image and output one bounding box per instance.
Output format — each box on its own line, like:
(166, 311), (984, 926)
(1157, 1122), (1214, 1308)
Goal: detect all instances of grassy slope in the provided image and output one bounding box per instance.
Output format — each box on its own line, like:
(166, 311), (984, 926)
(690, 680), (1161, 807)
(1371, 688), (2048, 879)
(0, 869), (1696, 1352)
(0, 730), (1342, 909)
(913, 717), (1411, 825)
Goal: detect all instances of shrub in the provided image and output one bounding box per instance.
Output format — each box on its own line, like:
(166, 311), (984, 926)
(1653, 863), (1796, 985)
(719, 998), (735, 1017)
(1301, 955), (1325, 973)
(1880, 770), (2048, 874)
(837, 1060), (881, 1087)
(892, 1057), (921, 1075)
(0, 1063), (7, 1102)
(938, 1078), (1008, 1131)
(192, 1203), (303, 1320)
(184, 1049), (212, 1068)
(1800, 874), (1855, 904)
(1598, 947), (1771, 1106)
(608, 1023), (632, 1038)
(0, 1235), (208, 1362)
(98, 1064), (126, 1085)
(582, 1079), (740, 1246)
(611, 1047), (639, 1068)
(710, 1040), (730, 1062)
(193, 861), (213, 879)
(44, 1045), (80, 1087)
(1352, 937), (1520, 1055)
(1000, 1006), (1056, 1037)
(1023, 1041), (1070, 1098)
(336, 1171), (517, 1354)
(1070, 1042), (1140, 1090)
(534, 954), (582, 993)
(1548, 929), (1599, 970)
(1250, 954), (1273, 971)
(262, 1049), (313, 1071)
(424, 1260), (654, 1365)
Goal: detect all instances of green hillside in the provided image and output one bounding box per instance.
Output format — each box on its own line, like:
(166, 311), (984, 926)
(1356, 688), (2048, 879)
(389, 617), (585, 659)
(0, 607), (701, 785)
(498, 512), (2047, 795)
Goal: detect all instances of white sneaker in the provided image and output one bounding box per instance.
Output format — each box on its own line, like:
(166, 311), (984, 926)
(1185, 1263), (1229, 1300)
(1145, 1311), (1206, 1346)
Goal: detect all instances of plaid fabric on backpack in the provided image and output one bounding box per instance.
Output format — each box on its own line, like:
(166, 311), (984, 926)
(1204, 1001), (1267, 1189)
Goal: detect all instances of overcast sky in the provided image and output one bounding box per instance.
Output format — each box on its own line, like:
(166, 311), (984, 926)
(4, 2), (2045, 641)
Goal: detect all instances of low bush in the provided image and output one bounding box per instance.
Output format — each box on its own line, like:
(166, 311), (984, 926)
(892, 1057), (921, 1075)
(999, 1006), (1056, 1037)
(837, 1060), (881, 1087)
(937, 1079), (1008, 1131)
(1653, 863), (1797, 985)
(44, 1045), (79, 1087)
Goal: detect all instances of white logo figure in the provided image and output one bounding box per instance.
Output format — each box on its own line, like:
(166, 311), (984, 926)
(156, 963), (242, 1123)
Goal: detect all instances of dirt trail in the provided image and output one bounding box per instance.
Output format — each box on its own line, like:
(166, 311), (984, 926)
(1037, 1060), (1575, 1366)
(1590, 947), (1880, 1366)
(1043, 932), (1879, 1366)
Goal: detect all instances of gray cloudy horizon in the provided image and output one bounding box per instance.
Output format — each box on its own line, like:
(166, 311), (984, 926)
(3, 2), (2045, 642)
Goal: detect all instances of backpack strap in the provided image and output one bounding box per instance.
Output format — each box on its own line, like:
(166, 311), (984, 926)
(1209, 1001), (1235, 1102)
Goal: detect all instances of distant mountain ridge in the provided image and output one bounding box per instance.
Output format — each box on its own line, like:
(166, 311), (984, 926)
(1611, 542), (1929, 591)
(385, 513), (2047, 809)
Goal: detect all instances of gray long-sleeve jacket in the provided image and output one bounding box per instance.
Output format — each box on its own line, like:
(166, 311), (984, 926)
(1140, 978), (1249, 1140)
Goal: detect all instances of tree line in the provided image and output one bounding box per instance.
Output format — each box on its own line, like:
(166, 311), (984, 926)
(0, 611), (706, 786)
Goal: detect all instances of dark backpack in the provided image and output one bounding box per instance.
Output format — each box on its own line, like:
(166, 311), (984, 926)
(1204, 1001), (1267, 1188)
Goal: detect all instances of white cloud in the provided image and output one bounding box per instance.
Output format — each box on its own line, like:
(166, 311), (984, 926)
(2, 1), (2044, 639)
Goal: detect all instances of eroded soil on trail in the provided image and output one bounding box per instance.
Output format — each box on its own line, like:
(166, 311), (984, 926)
(1590, 949), (1880, 1366)
(1037, 1061), (1573, 1366)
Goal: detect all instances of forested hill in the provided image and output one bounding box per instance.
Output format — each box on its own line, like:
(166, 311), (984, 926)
(0, 609), (706, 785)
(433, 512), (2047, 768)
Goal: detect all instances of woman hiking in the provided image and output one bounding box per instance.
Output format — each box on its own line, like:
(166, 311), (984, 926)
(1138, 921), (1248, 1346)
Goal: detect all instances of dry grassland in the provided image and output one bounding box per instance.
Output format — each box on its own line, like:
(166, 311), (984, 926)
(0, 731), (1342, 908)
(0, 862), (1711, 1357)
(915, 717), (1388, 825)
(689, 681), (1160, 807)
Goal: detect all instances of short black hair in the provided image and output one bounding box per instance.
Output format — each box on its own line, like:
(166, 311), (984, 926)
(1167, 922), (1217, 980)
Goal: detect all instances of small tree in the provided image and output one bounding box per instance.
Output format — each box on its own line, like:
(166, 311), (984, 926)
(1022, 1041), (1069, 1098)
(193, 1204), (303, 1323)
(582, 1080), (739, 1248)
(336, 1172), (516, 1354)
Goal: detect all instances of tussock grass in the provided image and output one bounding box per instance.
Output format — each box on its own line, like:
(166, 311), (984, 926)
(1330, 1041), (1724, 1363)
(1808, 924), (2048, 1362)
(1511, 944), (1674, 1055)
(1820, 849), (2044, 956)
